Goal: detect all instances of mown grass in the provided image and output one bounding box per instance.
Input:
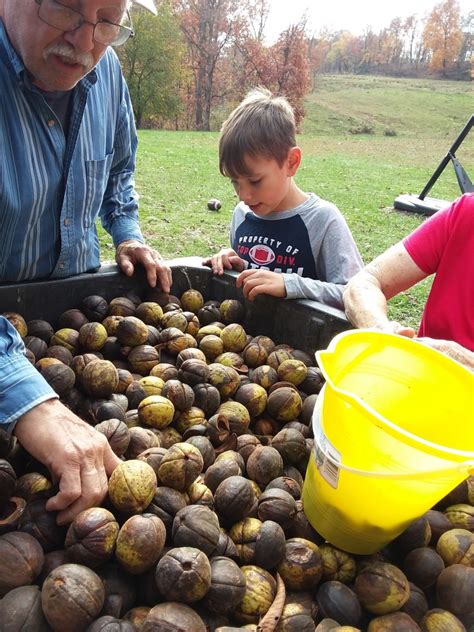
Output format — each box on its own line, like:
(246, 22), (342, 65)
(98, 74), (473, 329)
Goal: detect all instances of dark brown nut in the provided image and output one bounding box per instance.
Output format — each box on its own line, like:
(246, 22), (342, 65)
(81, 294), (109, 320)
(136, 446), (168, 477)
(229, 517), (263, 564)
(320, 544), (356, 584)
(214, 475), (255, 525)
(204, 458), (241, 493)
(198, 304), (221, 326)
(185, 436), (216, 470)
(38, 549), (69, 586)
(150, 362), (179, 382)
(142, 602), (206, 632)
(0, 496), (27, 535)
(420, 608), (466, 632)
(251, 364), (278, 390)
(24, 335), (48, 360)
(123, 607), (150, 630)
(19, 496), (67, 552)
(108, 460), (157, 514)
(0, 585), (49, 631)
(108, 296), (136, 317)
(265, 476), (301, 500)
(116, 513), (166, 574)
(102, 315), (124, 336)
(316, 580), (362, 627)
(179, 358), (210, 385)
(127, 345), (160, 375)
(257, 488), (297, 529)
(162, 379), (195, 411)
(253, 520), (286, 570)
(271, 428), (309, 466)
(203, 556), (246, 615)
(42, 563), (104, 631)
(299, 366), (325, 395)
(403, 547), (445, 590)
(400, 582), (429, 624)
(95, 419), (130, 457)
(274, 602), (315, 632)
(435, 477), (473, 510)
(172, 505), (220, 555)
(161, 310), (188, 332)
(246, 445), (284, 487)
(156, 426), (182, 449)
(156, 546), (211, 602)
(41, 362), (76, 396)
(27, 318), (54, 343)
(212, 532), (239, 561)
(0, 531), (44, 596)
(243, 340), (269, 368)
(425, 510), (453, 545)
(147, 486), (188, 533)
(86, 615), (135, 632)
(82, 359), (119, 398)
(125, 427), (160, 460)
(176, 347), (206, 368)
(157, 442), (204, 491)
(444, 503), (474, 530)
(236, 434), (261, 463)
(65, 507), (119, 568)
(233, 565), (276, 624)
(138, 395), (175, 429)
(125, 381), (148, 409)
(436, 563), (474, 618)
(436, 527), (474, 566)
(355, 561), (410, 615)
(394, 516), (431, 556)
(367, 612), (421, 631)
(266, 386), (303, 422)
(267, 349), (293, 371)
(286, 499), (324, 543)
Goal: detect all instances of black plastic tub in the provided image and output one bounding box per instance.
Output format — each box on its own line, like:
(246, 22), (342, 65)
(0, 259), (351, 356)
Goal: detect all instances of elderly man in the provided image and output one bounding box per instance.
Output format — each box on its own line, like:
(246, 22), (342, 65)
(0, 0), (170, 523)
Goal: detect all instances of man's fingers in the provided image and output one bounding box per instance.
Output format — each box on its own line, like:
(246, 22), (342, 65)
(45, 462), (82, 513)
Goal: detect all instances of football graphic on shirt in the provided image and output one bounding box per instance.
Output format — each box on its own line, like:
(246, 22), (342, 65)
(248, 245), (275, 265)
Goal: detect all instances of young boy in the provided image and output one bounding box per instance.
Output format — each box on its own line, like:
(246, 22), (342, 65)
(203, 88), (363, 309)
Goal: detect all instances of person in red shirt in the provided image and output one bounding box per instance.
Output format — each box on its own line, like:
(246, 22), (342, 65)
(343, 193), (474, 370)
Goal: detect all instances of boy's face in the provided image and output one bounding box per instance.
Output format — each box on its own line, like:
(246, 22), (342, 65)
(230, 150), (301, 216)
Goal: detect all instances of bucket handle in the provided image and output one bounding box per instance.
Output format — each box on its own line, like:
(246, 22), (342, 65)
(313, 430), (474, 480)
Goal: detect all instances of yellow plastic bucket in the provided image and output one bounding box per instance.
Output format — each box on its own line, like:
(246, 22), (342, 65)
(301, 330), (474, 555)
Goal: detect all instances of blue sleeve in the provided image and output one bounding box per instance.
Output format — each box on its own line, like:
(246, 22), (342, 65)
(99, 54), (144, 247)
(0, 316), (57, 433)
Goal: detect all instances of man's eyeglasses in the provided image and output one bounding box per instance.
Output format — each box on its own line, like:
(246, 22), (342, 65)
(35, 0), (135, 46)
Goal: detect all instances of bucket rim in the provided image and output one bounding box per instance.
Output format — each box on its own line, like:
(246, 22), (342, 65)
(316, 330), (474, 460)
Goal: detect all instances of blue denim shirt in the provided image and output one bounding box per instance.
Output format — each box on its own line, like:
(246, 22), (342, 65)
(0, 19), (145, 430)
(0, 19), (144, 282)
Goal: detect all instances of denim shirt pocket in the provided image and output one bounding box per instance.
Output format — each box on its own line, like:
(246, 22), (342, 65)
(83, 151), (115, 227)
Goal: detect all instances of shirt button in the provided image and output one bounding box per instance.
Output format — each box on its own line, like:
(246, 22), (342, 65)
(64, 218), (70, 226)
(59, 261), (65, 268)
(47, 119), (55, 127)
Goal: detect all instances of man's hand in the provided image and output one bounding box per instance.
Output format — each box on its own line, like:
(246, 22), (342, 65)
(236, 269), (286, 301)
(116, 239), (172, 292)
(371, 320), (416, 338)
(415, 337), (474, 370)
(14, 399), (121, 525)
(202, 248), (245, 275)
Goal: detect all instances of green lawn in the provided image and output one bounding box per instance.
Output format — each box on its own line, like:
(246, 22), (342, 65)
(98, 75), (473, 329)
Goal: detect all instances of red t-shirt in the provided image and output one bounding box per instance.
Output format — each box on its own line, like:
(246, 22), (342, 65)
(403, 193), (474, 351)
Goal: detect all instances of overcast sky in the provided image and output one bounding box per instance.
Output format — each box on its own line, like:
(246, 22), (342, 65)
(265, 0), (472, 40)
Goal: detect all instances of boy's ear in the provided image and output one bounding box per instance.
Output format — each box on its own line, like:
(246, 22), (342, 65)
(286, 147), (302, 176)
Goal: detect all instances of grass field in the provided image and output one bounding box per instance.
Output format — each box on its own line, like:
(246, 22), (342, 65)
(98, 74), (473, 329)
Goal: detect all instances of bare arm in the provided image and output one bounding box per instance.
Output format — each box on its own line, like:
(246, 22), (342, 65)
(343, 242), (427, 335)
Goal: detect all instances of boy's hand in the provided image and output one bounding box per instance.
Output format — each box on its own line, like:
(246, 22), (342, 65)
(202, 248), (245, 275)
(236, 270), (286, 301)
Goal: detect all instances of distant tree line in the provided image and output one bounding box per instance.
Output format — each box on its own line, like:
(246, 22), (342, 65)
(117, 0), (472, 130)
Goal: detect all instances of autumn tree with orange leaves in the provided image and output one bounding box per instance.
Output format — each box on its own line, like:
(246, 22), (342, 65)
(422, 0), (464, 74)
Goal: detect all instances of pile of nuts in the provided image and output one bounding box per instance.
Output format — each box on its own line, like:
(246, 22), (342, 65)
(0, 286), (473, 631)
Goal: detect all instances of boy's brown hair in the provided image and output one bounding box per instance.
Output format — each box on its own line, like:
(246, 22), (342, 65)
(219, 87), (296, 179)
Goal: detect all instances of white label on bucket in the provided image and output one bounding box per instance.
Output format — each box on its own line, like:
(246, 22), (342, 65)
(314, 421), (341, 489)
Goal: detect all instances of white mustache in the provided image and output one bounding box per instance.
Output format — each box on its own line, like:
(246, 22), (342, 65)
(44, 42), (94, 68)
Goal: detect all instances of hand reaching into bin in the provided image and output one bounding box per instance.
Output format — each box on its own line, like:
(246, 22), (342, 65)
(14, 399), (121, 525)
(115, 239), (172, 293)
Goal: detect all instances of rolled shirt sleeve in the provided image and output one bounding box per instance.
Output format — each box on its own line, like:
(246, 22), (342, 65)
(0, 316), (57, 433)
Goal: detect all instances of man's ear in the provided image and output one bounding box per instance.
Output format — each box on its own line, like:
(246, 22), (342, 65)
(286, 147), (302, 176)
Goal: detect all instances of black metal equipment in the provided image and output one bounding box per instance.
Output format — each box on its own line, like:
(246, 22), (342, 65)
(394, 114), (473, 216)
